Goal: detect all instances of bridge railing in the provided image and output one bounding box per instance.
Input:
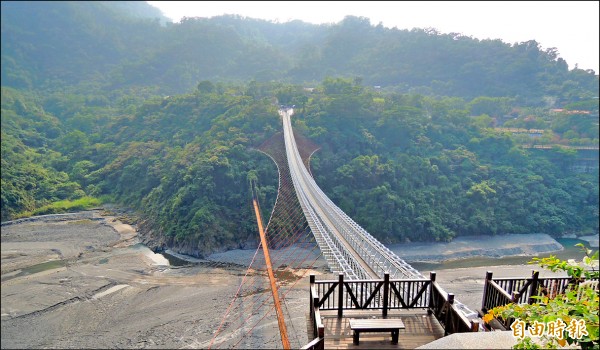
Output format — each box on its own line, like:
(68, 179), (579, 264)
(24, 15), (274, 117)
(282, 109), (422, 280)
(304, 272), (478, 347)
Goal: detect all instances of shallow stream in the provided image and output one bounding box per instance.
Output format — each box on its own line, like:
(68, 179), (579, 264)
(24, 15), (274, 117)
(411, 238), (596, 272)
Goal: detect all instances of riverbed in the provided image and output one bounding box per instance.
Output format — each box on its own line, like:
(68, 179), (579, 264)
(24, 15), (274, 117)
(1, 210), (596, 348)
(1, 210), (313, 349)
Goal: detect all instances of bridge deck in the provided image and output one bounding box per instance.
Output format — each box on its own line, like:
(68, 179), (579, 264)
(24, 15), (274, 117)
(314, 309), (445, 349)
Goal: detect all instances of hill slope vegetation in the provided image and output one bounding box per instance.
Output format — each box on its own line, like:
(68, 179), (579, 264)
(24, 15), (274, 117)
(1, 2), (598, 256)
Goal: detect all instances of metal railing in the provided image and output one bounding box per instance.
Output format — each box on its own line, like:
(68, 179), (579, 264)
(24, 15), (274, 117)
(280, 108), (422, 280)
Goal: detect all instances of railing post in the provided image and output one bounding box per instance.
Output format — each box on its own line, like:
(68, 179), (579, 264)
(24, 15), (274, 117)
(310, 274), (315, 319)
(528, 270), (539, 305)
(317, 325), (325, 350)
(312, 295), (320, 338)
(337, 273), (344, 318)
(311, 275), (319, 328)
(471, 319), (480, 332)
(511, 291), (520, 303)
(445, 293), (454, 335)
(482, 271), (493, 312)
(428, 271), (436, 315)
(383, 272), (390, 318)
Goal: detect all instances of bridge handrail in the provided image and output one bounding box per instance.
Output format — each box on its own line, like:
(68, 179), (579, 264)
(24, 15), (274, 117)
(283, 110), (372, 279)
(281, 108), (422, 279)
(318, 194), (421, 279)
(298, 186), (366, 279)
(296, 162), (422, 279)
(287, 134), (350, 276)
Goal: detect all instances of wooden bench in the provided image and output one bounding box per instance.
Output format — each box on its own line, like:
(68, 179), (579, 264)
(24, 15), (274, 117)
(349, 318), (405, 345)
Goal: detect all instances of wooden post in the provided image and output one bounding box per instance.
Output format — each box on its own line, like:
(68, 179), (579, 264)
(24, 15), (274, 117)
(317, 325), (325, 350)
(511, 291), (520, 303)
(313, 296), (319, 338)
(382, 273), (390, 318)
(428, 271), (436, 314)
(445, 293), (454, 335)
(471, 320), (480, 332)
(482, 271), (493, 312)
(528, 270), (539, 305)
(337, 273), (344, 318)
(310, 275), (315, 320)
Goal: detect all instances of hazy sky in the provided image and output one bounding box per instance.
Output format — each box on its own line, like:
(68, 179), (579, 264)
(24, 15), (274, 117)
(147, 1), (599, 73)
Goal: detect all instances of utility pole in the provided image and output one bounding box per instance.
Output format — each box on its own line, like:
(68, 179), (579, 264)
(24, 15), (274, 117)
(251, 182), (291, 350)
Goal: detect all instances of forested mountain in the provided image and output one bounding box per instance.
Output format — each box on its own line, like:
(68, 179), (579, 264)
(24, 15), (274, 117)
(2, 2), (597, 103)
(1, 2), (598, 256)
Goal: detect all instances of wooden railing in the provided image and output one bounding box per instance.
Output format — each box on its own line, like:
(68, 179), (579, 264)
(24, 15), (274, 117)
(301, 275), (325, 350)
(313, 272), (432, 315)
(429, 273), (480, 335)
(480, 270), (599, 329)
(302, 272), (478, 348)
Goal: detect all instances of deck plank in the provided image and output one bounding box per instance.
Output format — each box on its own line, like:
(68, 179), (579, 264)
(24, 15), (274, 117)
(312, 309), (445, 349)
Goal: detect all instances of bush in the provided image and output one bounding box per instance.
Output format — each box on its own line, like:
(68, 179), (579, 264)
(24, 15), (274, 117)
(484, 244), (599, 349)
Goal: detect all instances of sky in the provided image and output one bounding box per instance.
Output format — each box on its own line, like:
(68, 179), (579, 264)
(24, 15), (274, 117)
(147, 1), (599, 74)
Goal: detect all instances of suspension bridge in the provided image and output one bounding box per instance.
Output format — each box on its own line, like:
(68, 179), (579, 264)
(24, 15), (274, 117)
(208, 108), (478, 349)
(280, 107), (422, 281)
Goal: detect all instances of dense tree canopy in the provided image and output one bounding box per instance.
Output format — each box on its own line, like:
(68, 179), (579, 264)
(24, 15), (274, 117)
(1, 2), (597, 103)
(1, 2), (598, 256)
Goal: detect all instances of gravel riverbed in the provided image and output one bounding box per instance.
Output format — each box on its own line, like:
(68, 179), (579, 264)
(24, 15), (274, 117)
(2, 210), (588, 349)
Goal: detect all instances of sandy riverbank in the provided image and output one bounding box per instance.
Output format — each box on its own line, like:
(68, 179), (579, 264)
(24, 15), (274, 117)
(0, 210), (586, 349)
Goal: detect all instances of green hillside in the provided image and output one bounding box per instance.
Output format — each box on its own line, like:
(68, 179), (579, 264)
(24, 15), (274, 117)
(1, 1), (598, 256)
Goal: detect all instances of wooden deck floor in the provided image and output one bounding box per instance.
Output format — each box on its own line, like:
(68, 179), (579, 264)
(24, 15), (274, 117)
(315, 309), (445, 349)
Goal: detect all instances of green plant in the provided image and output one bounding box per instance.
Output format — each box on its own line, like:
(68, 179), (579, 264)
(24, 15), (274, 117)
(16, 196), (102, 218)
(484, 244), (599, 349)
(531, 243), (599, 281)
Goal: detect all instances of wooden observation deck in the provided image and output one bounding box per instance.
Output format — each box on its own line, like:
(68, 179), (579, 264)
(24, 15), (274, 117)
(302, 272), (480, 349)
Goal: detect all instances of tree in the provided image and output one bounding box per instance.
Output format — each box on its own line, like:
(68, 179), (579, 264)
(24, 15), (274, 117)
(197, 80), (215, 93)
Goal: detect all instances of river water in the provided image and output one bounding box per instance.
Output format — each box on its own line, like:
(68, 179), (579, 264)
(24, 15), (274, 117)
(142, 236), (596, 274)
(410, 237), (595, 272)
